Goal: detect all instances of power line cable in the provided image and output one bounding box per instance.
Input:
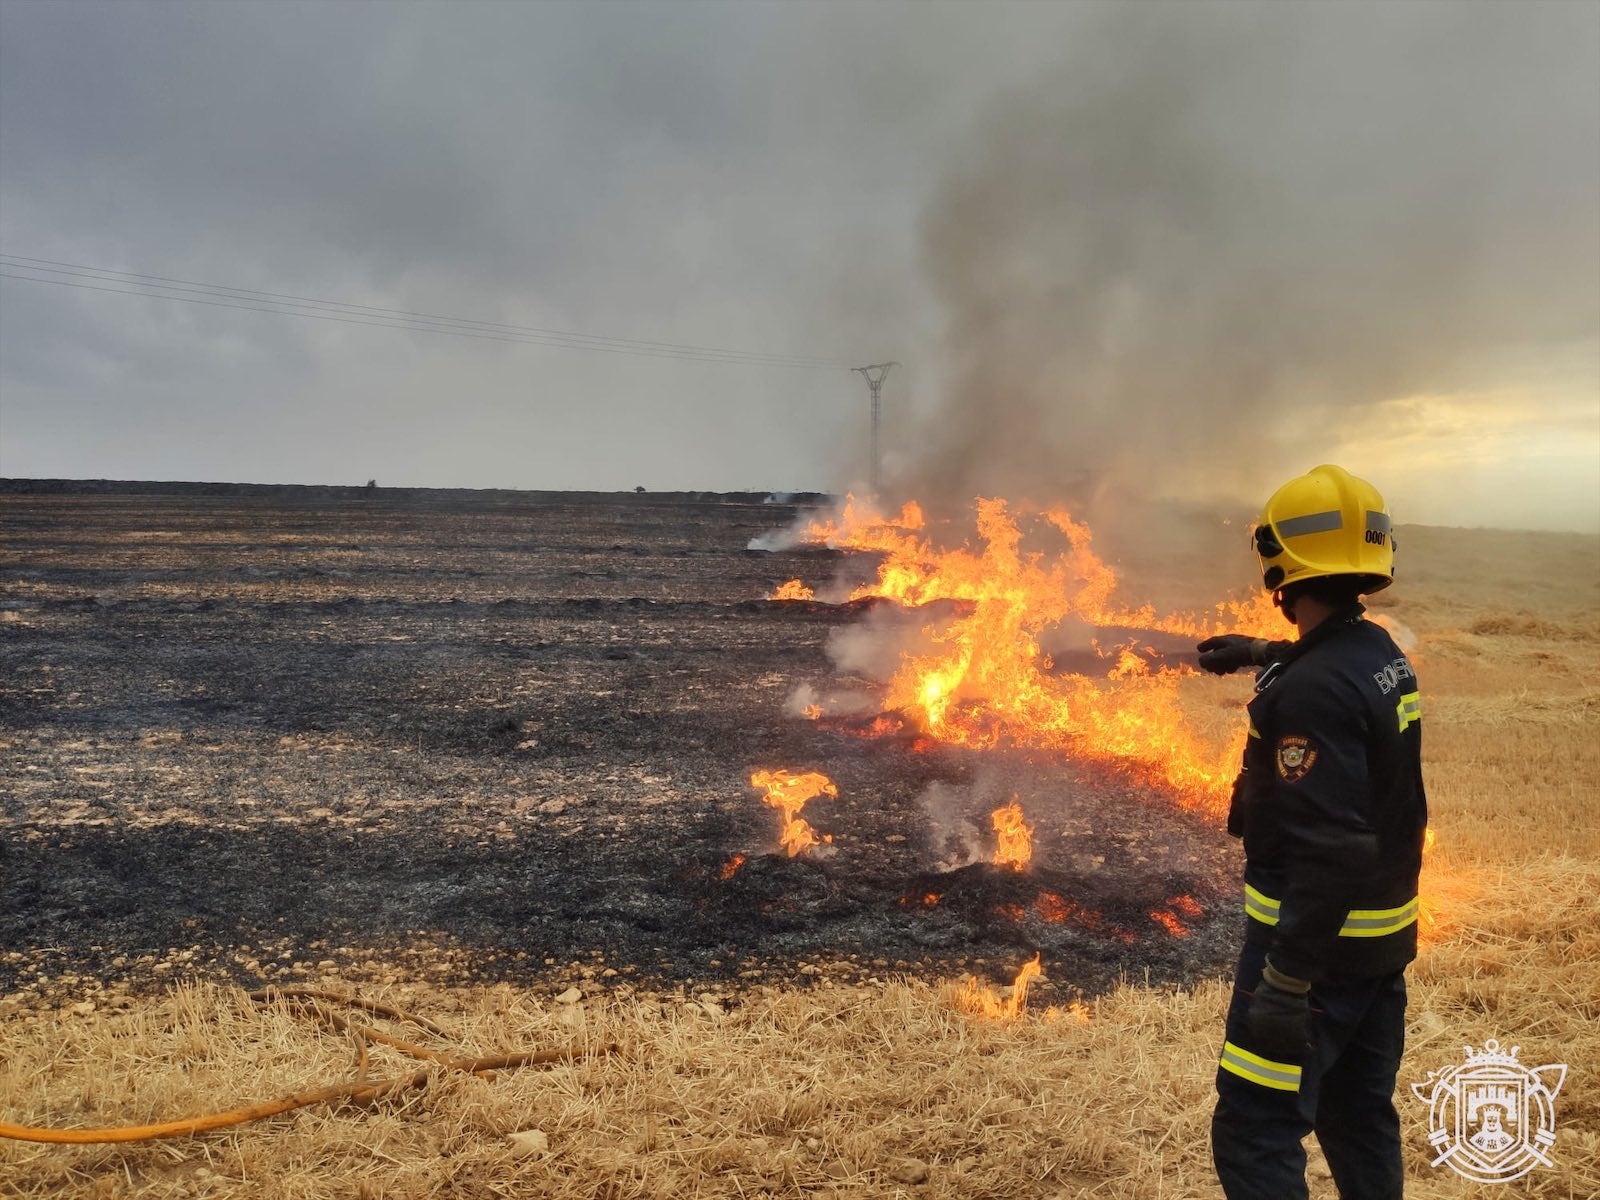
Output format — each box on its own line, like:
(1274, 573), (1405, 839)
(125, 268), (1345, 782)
(0, 252), (850, 366)
(0, 253), (854, 370)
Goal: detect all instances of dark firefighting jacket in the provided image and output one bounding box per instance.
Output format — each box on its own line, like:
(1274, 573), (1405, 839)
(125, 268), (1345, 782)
(1226, 608), (1428, 983)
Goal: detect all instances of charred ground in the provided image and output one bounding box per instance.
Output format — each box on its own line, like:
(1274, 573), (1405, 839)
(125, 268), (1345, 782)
(1, 485), (1238, 1005)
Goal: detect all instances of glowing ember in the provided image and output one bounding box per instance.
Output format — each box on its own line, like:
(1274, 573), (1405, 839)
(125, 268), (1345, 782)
(768, 578), (815, 601)
(955, 952), (1043, 1019)
(991, 800), (1034, 870)
(1149, 908), (1193, 938)
(1034, 891), (1076, 923)
(720, 853), (747, 880)
(801, 703), (823, 720)
(749, 768), (839, 858)
(1167, 893), (1204, 918)
(797, 496), (1285, 811)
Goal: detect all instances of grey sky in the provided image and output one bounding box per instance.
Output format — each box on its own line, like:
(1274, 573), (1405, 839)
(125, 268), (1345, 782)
(2, 0), (1596, 531)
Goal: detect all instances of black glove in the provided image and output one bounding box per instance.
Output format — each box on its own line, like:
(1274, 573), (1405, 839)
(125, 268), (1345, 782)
(1197, 634), (1269, 675)
(1245, 960), (1312, 1062)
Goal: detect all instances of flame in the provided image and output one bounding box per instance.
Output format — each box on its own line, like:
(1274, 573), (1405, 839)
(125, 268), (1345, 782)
(795, 496), (1284, 811)
(769, 579), (815, 601)
(954, 952), (1043, 1019)
(991, 800), (1034, 870)
(1417, 825), (1465, 943)
(801, 703), (823, 720)
(720, 853), (746, 880)
(803, 495), (925, 550)
(749, 769), (839, 857)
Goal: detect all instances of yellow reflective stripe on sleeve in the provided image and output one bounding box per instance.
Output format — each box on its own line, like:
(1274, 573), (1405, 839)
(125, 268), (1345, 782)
(1338, 897), (1420, 937)
(1244, 884), (1281, 926)
(1396, 691), (1421, 732)
(1243, 886), (1419, 937)
(1219, 1041), (1302, 1092)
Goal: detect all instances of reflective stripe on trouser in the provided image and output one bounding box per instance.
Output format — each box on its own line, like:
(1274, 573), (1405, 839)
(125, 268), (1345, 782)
(1244, 885), (1418, 937)
(1213, 941), (1406, 1200)
(1220, 1042), (1302, 1092)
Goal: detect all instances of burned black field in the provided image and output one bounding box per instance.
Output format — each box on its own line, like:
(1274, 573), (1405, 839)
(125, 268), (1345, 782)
(1, 485), (1239, 1006)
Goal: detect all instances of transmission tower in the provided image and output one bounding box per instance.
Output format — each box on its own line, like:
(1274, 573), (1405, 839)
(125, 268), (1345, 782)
(853, 362), (899, 494)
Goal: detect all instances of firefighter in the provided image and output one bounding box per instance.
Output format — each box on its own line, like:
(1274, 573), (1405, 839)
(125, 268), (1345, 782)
(1196, 464), (1427, 1200)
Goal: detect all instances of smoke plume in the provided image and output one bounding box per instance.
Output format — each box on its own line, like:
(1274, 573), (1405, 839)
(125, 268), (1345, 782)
(897, 2), (1600, 519)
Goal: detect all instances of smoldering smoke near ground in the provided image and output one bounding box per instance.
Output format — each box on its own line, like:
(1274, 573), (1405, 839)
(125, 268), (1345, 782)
(897, 2), (1600, 525)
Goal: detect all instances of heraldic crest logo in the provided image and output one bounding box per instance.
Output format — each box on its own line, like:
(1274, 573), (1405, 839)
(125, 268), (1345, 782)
(1411, 1039), (1567, 1183)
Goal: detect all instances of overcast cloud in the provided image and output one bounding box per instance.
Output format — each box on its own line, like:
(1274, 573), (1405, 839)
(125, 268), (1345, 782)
(1, 0), (1596, 530)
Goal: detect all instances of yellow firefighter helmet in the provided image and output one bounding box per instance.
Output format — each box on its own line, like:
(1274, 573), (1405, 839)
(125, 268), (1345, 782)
(1253, 464), (1394, 594)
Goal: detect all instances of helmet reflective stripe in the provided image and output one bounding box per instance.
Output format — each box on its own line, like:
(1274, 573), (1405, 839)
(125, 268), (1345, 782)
(1253, 464), (1395, 594)
(1243, 885), (1419, 937)
(1274, 509), (1344, 538)
(1220, 1041), (1303, 1091)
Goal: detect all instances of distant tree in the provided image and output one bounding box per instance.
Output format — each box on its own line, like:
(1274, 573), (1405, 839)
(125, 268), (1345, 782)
(634, 485), (646, 494)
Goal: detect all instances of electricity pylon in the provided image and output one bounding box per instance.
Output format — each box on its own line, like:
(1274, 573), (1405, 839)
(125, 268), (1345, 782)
(853, 362), (899, 494)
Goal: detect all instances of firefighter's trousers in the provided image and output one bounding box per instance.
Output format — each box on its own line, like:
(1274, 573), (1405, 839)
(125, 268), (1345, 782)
(1212, 940), (1407, 1200)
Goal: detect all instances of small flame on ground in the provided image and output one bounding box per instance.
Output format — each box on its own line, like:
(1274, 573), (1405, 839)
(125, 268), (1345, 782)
(1417, 826), (1467, 943)
(954, 952), (1043, 1020)
(801, 703), (823, 720)
(768, 579), (815, 601)
(991, 800), (1034, 871)
(749, 768), (839, 858)
(720, 853), (746, 880)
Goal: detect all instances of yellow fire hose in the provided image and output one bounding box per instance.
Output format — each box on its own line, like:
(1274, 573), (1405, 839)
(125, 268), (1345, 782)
(0, 985), (616, 1145)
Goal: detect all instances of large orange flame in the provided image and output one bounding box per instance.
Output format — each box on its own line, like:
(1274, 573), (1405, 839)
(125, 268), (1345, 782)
(749, 768), (839, 857)
(991, 800), (1034, 870)
(792, 496), (1284, 811)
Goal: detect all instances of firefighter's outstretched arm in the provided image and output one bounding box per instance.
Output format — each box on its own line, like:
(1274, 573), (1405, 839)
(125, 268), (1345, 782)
(1196, 635), (1292, 676)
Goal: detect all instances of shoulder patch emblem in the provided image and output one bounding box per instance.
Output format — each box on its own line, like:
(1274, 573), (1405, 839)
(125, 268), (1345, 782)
(1276, 735), (1318, 783)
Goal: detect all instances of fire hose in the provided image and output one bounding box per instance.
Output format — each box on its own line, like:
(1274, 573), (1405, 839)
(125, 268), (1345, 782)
(0, 986), (616, 1145)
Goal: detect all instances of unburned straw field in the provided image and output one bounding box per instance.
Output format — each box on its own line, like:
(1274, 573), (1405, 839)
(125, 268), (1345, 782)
(1, 484), (1597, 1198)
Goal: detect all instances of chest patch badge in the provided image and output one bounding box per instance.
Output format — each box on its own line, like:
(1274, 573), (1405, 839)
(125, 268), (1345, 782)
(1276, 735), (1318, 783)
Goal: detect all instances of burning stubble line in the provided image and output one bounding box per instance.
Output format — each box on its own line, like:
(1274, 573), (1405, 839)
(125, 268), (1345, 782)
(765, 494), (1280, 811)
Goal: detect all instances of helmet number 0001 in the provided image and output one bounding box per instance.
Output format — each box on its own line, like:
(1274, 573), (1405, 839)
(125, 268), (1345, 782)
(1364, 529), (1387, 546)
